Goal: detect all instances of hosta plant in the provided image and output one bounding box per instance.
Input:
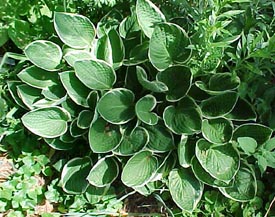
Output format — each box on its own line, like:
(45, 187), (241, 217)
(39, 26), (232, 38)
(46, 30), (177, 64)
(6, 0), (275, 214)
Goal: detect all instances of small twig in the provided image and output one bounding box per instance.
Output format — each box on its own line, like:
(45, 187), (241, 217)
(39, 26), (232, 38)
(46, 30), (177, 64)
(265, 194), (275, 217)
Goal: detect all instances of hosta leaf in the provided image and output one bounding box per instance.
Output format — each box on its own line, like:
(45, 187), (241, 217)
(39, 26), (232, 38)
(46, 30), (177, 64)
(149, 23), (191, 71)
(17, 84), (41, 110)
(135, 95), (158, 125)
(195, 139), (240, 182)
(119, 14), (140, 39)
(136, 66), (168, 92)
(64, 50), (93, 67)
(74, 59), (116, 90)
(219, 163), (257, 202)
(200, 91), (238, 118)
(22, 107), (71, 138)
(85, 185), (114, 205)
(96, 29), (125, 69)
(157, 66), (192, 101)
(60, 71), (90, 107)
(42, 83), (66, 101)
(88, 118), (122, 153)
(163, 97), (202, 135)
(202, 118), (233, 144)
(264, 137), (275, 151)
(70, 118), (86, 138)
(124, 42), (149, 66)
(61, 157), (92, 194)
(77, 110), (94, 129)
(44, 138), (75, 151)
(121, 150), (158, 187)
(54, 12), (96, 48)
(191, 157), (232, 188)
(24, 40), (62, 71)
(17, 66), (58, 89)
(225, 98), (257, 121)
(136, 0), (166, 38)
(7, 81), (27, 109)
(87, 157), (119, 187)
(114, 126), (149, 156)
(144, 124), (175, 152)
(237, 137), (257, 155)
(97, 88), (135, 124)
(195, 73), (240, 95)
(233, 123), (272, 144)
(178, 135), (195, 168)
(168, 168), (203, 212)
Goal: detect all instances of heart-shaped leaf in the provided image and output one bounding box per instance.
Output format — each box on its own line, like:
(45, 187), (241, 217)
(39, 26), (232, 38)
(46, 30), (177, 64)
(178, 135), (195, 168)
(202, 118), (233, 144)
(114, 126), (149, 156)
(96, 29), (125, 69)
(136, 0), (166, 38)
(149, 23), (191, 71)
(77, 110), (94, 129)
(237, 137), (257, 155)
(64, 50), (93, 67)
(136, 66), (168, 92)
(195, 139), (240, 182)
(191, 157), (232, 188)
(22, 107), (71, 138)
(87, 157), (119, 187)
(157, 66), (192, 101)
(61, 157), (92, 194)
(17, 84), (42, 110)
(122, 150), (158, 187)
(54, 12), (96, 48)
(219, 163), (257, 202)
(24, 40), (62, 71)
(135, 95), (158, 125)
(88, 117), (122, 153)
(168, 168), (203, 212)
(60, 71), (90, 107)
(119, 14), (140, 39)
(200, 91), (238, 118)
(144, 124), (175, 152)
(233, 123), (272, 144)
(97, 88), (135, 124)
(17, 66), (59, 89)
(74, 59), (116, 90)
(163, 97), (202, 135)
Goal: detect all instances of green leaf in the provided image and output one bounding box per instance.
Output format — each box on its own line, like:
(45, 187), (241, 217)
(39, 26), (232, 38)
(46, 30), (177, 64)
(178, 135), (195, 168)
(0, 25), (8, 47)
(225, 98), (257, 121)
(191, 157), (232, 188)
(70, 118), (86, 138)
(233, 123), (272, 144)
(121, 150), (158, 187)
(7, 81), (27, 109)
(237, 137), (257, 155)
(219, 163), (257, 202)
(97, 88), (135, 124)
(74, 59), (116, 90)
(17, 66), (59, 89)
(124, 42), (149, 66)
(200, 91), (238, 118)
(88, 117), (122, 153)
(61, 157), (92, 194)
(135, 95), (158, 125)
(96, 29), (125, 69)
(60, 71), (90, 107)
(87, 157), (119, 187)
(22, 107), (71, 138)
(136, 0), (166, 38)
(163, 97), (202, 135)
(77, 110), (94, 129)
(202, 118), (233, 144)
(119, 14), (140, 39)
(195, 73), (240, 95)
(42, 83), (66, 101)
(17, 84), (41, 110)
(114, 126), (149, 156)
(24, 40), (62, 71)
(264, 137), (275, 151)
(136, 66), (168, 92)
(54, 12), (96, 48)
(44, 138), (75, 151)
(168, 168), (203, 212)
(64, 50), (93, 67)
(195, 139), (240, 182)
(149, 23), (191, 71)
(144, 124), (175, 152)
(85, 185), (113, 205)
(157, 66), (192, 101)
